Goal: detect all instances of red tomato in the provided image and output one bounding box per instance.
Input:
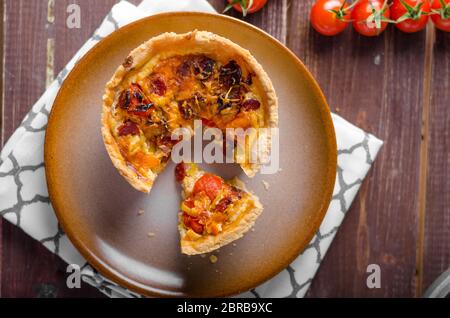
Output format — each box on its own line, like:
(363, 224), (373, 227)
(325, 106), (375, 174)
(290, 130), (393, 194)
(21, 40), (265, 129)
(352, 0), (391, 36)
(193, 174), (223, 200)
(391, 0), (430, 33)
(226, 0), (268, 16)
(431, 0), (450, 32)
(118, 83), (154, 117)
(184, 197), (195, 209)
(183, 214), (204, 234)
(118, 121), (139, 137)
(175, 163), (187, 182)
(201, 117), (216, 127)
(310, 0), (351, 36)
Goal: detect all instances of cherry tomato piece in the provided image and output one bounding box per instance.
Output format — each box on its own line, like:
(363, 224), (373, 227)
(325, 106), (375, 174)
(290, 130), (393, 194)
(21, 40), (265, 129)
(193, 174), (223, 200)
(183, 214), (204, 234)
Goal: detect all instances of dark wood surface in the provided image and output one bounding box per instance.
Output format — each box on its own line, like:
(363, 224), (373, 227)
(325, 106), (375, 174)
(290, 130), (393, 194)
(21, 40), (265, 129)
(0, 0), (448, 297)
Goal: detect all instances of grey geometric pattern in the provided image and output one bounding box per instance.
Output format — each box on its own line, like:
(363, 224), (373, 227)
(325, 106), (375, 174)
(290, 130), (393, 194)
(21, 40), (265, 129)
(338, 133), (374, 165)
(40, 223), (65, 255)
(0, 1), (383, 298)
(304, 226), (339, 264)
(80, 265), (141, 298)
(0, 153), (49, 226)
(333, 133), (372, 213)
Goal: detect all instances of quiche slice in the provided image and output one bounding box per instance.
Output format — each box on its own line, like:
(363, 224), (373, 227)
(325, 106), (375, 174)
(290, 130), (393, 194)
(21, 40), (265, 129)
(175, 162), (263, 255)
(102, 31), (278, 193)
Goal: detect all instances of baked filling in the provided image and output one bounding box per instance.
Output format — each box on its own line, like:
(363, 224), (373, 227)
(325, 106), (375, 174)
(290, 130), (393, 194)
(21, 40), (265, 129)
(176, 163), (257, 240)
(108, 54), (266, 180)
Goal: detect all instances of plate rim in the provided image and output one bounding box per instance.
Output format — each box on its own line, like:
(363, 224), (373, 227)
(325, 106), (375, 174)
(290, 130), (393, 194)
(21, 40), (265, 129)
(44, 11), (337, 298)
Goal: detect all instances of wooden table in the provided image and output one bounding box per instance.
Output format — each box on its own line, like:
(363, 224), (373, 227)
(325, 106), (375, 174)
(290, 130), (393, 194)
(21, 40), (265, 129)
(1, 0), (449, 298)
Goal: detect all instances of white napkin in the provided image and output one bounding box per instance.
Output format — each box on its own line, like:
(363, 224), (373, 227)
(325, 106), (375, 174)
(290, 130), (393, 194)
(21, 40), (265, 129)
(0, 0), (383, 298)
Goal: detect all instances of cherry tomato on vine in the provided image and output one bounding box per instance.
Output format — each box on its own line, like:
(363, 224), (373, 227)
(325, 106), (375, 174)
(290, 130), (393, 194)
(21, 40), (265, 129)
(310, 0), (352, 36)
(431, 0), (450, 32)
(391, 0), (430, 33)
(352, 0), (391, 36)
(224, 0), (268, 17)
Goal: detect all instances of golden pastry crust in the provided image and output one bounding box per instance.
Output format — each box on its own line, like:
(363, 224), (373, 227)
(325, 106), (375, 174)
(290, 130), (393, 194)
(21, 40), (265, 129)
(178, 164), (263, 255)
(102, 31), (278, 193)
(101, 119), (156, 193)
(180, 195), (263, 255)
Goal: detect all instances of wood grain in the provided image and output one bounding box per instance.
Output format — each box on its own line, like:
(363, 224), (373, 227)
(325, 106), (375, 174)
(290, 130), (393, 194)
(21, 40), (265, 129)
(0, 0), (4, 148)
(2, 1), (47, 142)
(210, 0), (288, 44)
(416, 23), (435, 297)
(0, 0), (4, 298)
(423, 30), (450, 292)
(0, 0), (449, 297)
(286, 0), (425, 297)
(1, 0), (114, 298)
(2, 0), (54, 298)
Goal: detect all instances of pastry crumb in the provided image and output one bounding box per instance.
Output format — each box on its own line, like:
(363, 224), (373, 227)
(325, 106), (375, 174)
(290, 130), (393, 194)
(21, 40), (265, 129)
(215, 269), (219, 273)
(147, 232), (155, 238)
(262, 180), (270, 191)
(209, 255), (218, 264)
(200, 254), (206, 258)
(138, 208), (145, 215)
(232, 243), (237, 247)
(229, 253), (233, 256)
(251, 228), (255, 232)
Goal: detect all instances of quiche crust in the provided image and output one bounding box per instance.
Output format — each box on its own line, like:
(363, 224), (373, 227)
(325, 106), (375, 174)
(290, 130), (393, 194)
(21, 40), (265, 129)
(102, 31), (278, 193)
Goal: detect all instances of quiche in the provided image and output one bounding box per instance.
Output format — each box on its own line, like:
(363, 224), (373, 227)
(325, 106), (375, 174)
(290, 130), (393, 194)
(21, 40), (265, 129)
(102, 31), (278, 193)
(175, 162), (263, 255)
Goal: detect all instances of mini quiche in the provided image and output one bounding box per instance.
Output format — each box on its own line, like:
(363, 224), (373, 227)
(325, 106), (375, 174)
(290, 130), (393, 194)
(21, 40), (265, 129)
(102, 31), (278, 193)
(175, 162), (263, 255)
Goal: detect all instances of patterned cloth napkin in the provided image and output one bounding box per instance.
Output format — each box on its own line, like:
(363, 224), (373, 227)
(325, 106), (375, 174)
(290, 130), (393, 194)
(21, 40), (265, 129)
(0, 0), (383, 298)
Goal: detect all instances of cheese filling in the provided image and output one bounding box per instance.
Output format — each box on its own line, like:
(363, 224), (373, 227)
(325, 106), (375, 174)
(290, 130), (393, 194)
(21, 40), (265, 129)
(109, 54), (266, 179)
(177, 163), (256, 240)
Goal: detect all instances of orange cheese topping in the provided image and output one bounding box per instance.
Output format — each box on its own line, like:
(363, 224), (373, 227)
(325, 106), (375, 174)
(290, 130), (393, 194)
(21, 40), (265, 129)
(110, 54), (265, 178)
(180, 174), (246, 237)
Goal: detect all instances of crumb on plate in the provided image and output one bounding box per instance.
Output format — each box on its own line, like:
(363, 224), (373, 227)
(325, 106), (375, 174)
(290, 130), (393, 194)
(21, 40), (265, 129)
(147, 232), (155, 238)
(262, 180), (270, 191)
(209, 255), (218, 264)
(138, 208), (145, 215)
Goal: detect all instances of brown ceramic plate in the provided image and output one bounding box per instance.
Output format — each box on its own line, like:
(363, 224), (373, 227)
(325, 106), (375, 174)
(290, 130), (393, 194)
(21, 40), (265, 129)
(45, 12), (336, 297)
